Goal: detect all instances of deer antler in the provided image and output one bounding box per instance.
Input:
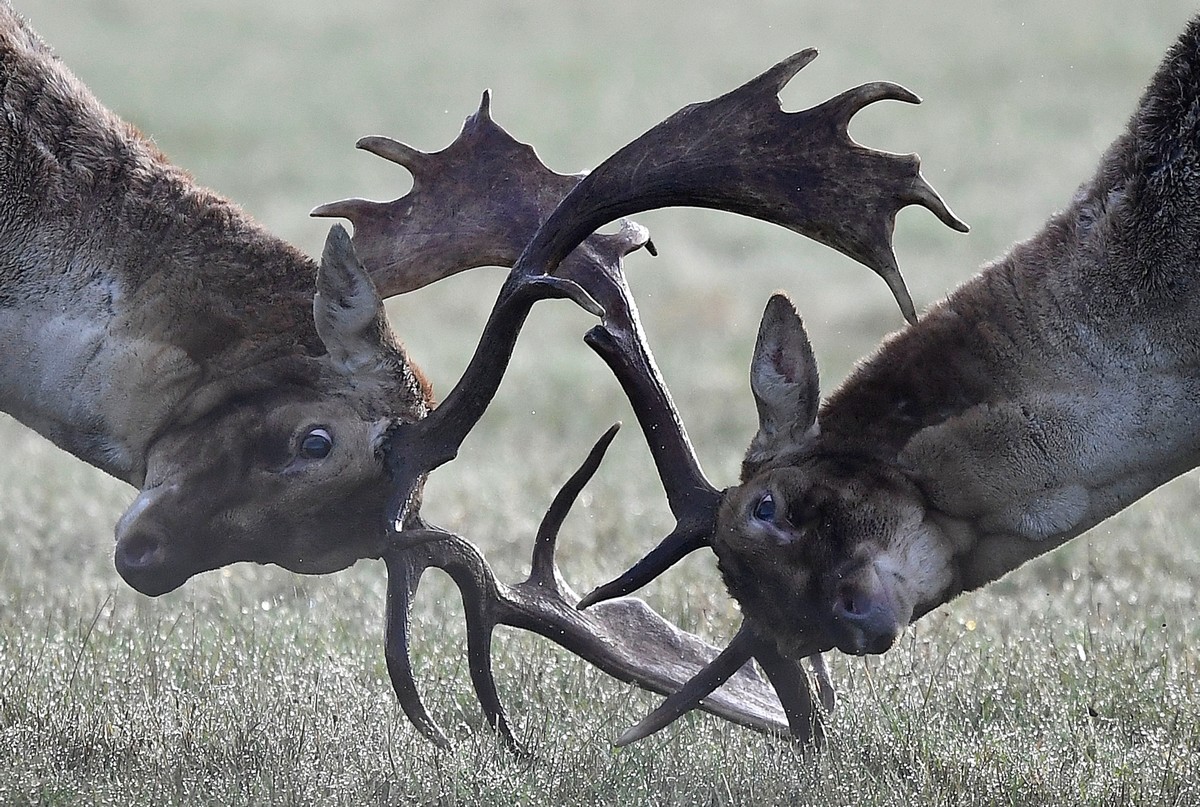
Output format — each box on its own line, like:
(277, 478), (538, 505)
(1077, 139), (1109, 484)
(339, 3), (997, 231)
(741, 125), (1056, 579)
(542, 51), (965, 605)
(315, 102), (823, 746)
(311, 91), (595, 298)
(515, 49), (966, 324)
(540, 51), (964, 742)
(383, 426), (802, 751)
(316, 47), (963, 747)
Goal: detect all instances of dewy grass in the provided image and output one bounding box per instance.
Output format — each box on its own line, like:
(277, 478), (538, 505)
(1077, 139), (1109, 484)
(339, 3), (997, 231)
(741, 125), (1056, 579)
(4, 0), (1200, 804)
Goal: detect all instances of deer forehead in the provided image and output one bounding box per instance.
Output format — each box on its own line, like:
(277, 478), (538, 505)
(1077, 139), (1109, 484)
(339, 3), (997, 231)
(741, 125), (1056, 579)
(736, 462), (918, 514)
(719, 469), (920, 567)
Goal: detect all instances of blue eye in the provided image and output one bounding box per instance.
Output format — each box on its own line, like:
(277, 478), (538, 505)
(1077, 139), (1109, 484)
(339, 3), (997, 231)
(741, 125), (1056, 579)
(299, 428), (333, 459)
(752, 493), (776, 522)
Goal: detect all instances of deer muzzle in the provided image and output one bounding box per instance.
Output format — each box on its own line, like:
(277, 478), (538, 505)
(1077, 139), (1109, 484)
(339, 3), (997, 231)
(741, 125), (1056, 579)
(829, 562), (904, 655)
(114, 484), (192, 596)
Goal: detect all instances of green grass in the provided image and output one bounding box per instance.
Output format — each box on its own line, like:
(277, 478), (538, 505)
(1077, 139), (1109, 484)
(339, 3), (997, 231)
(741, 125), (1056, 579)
(4, 0), (1200, 803)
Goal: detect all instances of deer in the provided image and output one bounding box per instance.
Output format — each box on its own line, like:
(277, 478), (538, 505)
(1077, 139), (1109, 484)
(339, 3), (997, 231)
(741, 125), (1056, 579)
(547, 14), (1200, 744)
(0, 3), (439, 596)
(3, 2), (968, 749)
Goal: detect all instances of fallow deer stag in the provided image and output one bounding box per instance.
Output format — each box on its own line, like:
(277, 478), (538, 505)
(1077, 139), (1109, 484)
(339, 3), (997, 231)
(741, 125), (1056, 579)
(1, 3), (953, 748)
(0, 4), (431, 594)
(322, 50), (963, 745)
(577, 15), (1200, 744)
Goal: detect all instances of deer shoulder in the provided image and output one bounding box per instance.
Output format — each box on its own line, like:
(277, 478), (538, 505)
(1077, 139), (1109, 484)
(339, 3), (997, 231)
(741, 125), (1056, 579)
(822, 21), (1200, 593)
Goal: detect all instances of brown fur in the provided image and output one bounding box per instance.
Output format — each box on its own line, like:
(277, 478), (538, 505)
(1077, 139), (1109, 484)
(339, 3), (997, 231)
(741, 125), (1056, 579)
(0, 4), (431, 595)
(713, 16), (1200, 660)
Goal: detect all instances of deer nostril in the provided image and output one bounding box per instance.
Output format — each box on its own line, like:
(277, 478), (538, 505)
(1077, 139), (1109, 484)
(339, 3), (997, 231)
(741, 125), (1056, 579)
(831, 581), (901, 655)
(114, 527), (187, 597)
(835, 585), (866, 619)
(117, 530), (164, 571)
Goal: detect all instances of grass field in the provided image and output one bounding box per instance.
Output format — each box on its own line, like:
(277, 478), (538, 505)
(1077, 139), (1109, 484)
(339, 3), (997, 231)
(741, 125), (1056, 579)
(3, 1), (1200, 804)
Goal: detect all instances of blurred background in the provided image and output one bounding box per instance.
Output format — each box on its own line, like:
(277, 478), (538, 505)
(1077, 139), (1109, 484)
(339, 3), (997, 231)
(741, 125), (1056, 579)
(3, 2), (1199, 803)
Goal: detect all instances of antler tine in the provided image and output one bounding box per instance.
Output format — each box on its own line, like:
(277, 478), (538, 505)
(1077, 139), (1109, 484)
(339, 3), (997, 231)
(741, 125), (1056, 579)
(614, 625), (758, 747)
(615, 625), (830, 747)
(312, 90), (593, 298)
(383, 526), (525, 753)
(751, 48), (820, 95)
(381, 546), (453, 749)
(355, 134), (430, 170)
(574, 522), (711, 610)
(819, 80), (966, 235)
(528, 422), (621, 588)
(308, 197), (380, 223)
(753, 642), (823, 746)
(384, 431), (796, 749)
(824, 80), (921, 123)
(810, 652), (836, 714)
(511, 50), (966, 325)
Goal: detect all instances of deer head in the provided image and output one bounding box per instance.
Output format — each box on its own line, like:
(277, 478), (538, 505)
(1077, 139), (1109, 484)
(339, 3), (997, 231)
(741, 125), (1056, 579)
(711, 293), (953, 660)
(0, 6), (440, 598)
(111, 226), (432, 596)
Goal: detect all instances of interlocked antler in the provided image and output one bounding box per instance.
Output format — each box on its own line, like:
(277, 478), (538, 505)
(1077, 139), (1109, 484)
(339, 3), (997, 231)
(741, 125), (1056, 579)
(314, 96), (814, 746)
(315, 47), (963, 747)
(383, 426), (799, 751)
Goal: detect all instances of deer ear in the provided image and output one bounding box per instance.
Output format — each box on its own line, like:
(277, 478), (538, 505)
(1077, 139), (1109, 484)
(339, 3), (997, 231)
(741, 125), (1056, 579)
(314, 224), (394, 375)
(746, 293), (820, 468)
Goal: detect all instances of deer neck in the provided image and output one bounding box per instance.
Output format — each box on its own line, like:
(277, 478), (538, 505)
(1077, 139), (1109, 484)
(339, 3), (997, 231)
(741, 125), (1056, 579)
(0, 177), (321, 485)
(0, 24), (320, 484)
(819, 137), (1200, 591)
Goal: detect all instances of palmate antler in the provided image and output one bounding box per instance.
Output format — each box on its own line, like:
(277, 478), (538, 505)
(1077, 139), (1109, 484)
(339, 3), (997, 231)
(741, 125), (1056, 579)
(315, 48), (963, 747)
(315, 93), (817, 747)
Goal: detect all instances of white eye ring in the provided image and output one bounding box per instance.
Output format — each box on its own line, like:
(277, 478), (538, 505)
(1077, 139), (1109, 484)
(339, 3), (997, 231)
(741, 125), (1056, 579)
(299, 427), (333, 460)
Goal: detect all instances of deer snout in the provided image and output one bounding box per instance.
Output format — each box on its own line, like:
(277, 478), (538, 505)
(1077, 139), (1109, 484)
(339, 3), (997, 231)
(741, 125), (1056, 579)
(114, 486), (189, 597)
(830, 566), (903, 655)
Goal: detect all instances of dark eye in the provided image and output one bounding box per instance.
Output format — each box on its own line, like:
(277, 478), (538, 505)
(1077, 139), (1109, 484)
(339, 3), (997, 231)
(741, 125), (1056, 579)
(299, 427), (333, 459)
(752, 493), (776, 522)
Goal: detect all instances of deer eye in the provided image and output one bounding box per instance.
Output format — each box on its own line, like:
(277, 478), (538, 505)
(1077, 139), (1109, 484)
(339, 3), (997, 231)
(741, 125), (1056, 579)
(752, 493), (776, 522)
(298, 427), (333, 459)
